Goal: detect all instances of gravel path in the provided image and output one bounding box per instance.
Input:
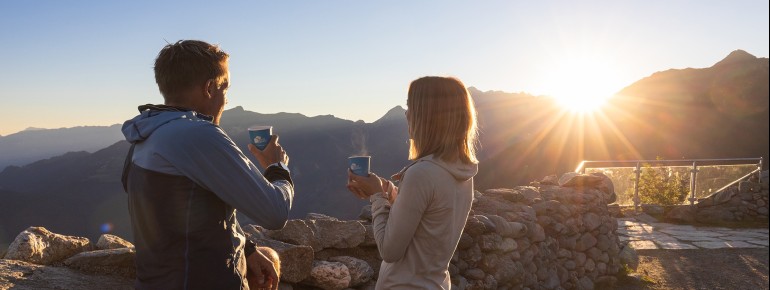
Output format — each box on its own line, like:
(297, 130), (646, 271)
(615, 248), (769, 290)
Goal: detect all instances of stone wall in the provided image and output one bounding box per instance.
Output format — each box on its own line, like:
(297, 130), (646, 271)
(667, 170), (769, 224)
(247, 172), (623, 290)
(1, 173), (624, 290)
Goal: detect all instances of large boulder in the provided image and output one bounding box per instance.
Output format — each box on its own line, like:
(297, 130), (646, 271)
(95, 234), (134, 250)
(63, 248), (136, 278)
(250, 237), (314, 284)
(311, 219), (366, 250)
(4, 227), (91, 265)
(266, 220), (321, 250)
(0, 259), (133, 290)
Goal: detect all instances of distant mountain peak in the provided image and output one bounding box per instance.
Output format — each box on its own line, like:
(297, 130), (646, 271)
(23, 127), (46, 132)
(714, 49), (757, 67)
(375, 106), (406, 123)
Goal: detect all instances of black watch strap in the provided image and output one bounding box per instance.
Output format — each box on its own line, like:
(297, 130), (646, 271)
(264, 165), (293, 186)
(244, 239), (257, 257)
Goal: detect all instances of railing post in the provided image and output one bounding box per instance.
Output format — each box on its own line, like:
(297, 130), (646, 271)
(759, 157), (763, 185)
(689, 162), (699, 205)
(633, 162), (641, 213)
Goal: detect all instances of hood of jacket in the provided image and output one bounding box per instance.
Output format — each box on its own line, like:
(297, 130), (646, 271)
(423, 155), (478, 181)
(121, 110), (192, 143)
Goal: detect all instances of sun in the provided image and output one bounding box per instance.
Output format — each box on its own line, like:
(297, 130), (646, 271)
(540, 58), (623, 112)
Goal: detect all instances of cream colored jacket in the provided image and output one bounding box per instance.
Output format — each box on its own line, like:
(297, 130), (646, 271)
(370, 155), (478, 289)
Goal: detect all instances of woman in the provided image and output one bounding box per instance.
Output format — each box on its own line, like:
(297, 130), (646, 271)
(347, 76), (479, 289)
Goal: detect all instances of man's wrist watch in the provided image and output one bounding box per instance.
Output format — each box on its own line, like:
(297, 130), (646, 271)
(267, 162), (290, 172)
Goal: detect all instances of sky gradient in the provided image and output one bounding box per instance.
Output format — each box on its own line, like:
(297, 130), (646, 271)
(1, 0), (768, 136)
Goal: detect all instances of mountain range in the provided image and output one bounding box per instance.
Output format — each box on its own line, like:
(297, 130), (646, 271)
(0, 50), (767, 245)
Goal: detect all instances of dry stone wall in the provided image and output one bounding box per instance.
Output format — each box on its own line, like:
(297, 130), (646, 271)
(248, 172), (623, 290)
(667, 170), (769, 224)
(1, 173), (624, 290)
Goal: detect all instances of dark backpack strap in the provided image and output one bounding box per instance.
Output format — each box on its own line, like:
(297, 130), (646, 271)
(122, 143), (136, 193)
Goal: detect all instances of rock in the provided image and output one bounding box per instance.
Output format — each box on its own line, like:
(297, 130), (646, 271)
(5, 227), (91, 265)
(242, 224), (268, 240)
(757, 207), (769, 216)
(713, 188), (737, 205)
(595, 275), (618, 288)
(619, 245), (639, 271)
(641, 204), (664, 216)
(528, 223), (546, 242)
(577, 276), (594, 290)
(328, 256), (373, 287)
(739, 181), (762, 193)
(696, 208), (735, 223)
(665, 205), (696, 223)
(498, 238), (518, 252)
(558, 172), (579, 186)
(585, 258), (596, 272)
(575, 252), (586, 267)
(559, 173), (604, 188)
(307, 213), (339, 221)
(250, 237), (314, 283)
(267, 220), (320, 250)
(457, 233), (474, 250)
(63, 248), (135, 277)
(312, 219), (366, 250)
(302, 260), (351, 290)
(0, 259), (133, 290)
(596, 235), (611, 251)
(487, 215), (527, 238)
(575, 233), (598, 252)
(361, 224), (377, 247)
(465, 215), (494, 237)
(590, 172), (617, 203)
(95, 234), (133, 250)
(587, 247), (603, 262)
(359, 205), (372, 221)
(582, 212), (602, 231)
(540, 175), (559, 185)
(464, 268), (486, 280)
(607, 204), (622, 218)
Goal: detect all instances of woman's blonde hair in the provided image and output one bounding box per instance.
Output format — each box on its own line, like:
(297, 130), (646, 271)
(407, 76), (478, 164)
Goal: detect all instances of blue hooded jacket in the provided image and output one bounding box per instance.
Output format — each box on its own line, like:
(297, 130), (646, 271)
(121, 105), (293, 289)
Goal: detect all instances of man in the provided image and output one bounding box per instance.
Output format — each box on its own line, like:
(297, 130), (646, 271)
(121, 40), (293, 290)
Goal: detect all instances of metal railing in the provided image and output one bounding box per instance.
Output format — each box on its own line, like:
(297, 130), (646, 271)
(574, 157), (763, 211)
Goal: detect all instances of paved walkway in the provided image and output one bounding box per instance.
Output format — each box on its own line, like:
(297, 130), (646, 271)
(616, 214), (769, 250)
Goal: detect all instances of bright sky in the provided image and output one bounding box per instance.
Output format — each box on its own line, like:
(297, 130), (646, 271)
(0, 0), (768, 136)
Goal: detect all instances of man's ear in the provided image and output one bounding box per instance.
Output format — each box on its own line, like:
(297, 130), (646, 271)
(203, 79), (215, 99)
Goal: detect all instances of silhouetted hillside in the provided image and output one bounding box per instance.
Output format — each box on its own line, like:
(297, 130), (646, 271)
(0, 124), (123, 170)
(475, 50), (769, 189)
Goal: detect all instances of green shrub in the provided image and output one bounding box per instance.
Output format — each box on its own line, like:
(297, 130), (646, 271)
(637, 163), (690, 206)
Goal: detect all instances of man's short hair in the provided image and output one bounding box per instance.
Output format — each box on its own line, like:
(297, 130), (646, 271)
(154, 40), (229, 103)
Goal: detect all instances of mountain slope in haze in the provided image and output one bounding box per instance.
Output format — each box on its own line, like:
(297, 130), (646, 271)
(0, 107), (410, 243)
(0, 125), (124, 170)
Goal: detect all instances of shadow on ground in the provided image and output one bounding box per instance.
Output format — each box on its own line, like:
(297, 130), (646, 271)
(614, 248), (769, 290)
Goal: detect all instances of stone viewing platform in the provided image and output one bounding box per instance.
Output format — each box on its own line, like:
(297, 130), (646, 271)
(617, 214), (769, 250)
